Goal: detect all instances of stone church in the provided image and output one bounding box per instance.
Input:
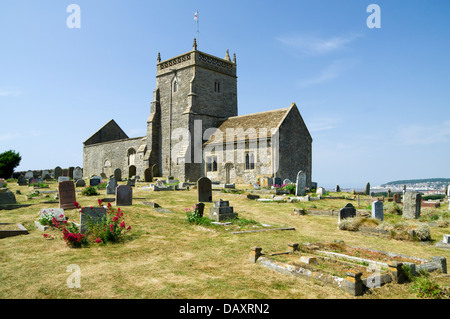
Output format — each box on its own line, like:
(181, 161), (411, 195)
(83, 39), (312, 185)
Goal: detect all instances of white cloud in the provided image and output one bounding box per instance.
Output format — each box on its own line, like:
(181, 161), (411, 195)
(0, 88), (24, 97)
(308, 116), (340, 132)
(0, 132), (21, 141)
(298, 59), (358, 87)
(277, 33), (362, 56)
(396, 121), (450, 145)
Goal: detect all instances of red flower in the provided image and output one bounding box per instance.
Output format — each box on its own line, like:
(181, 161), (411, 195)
(95, 237), (102, 243)
(127, 226), (131, 230)
(119, 221), (126, 228)
(73, 201), (80, 208)
(112, 216), (119, 222)
(97, 199), (103, 206)
(107, 202), (112, 209)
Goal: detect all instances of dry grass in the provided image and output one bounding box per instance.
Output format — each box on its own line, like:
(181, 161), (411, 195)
(0, 181), (449, 299)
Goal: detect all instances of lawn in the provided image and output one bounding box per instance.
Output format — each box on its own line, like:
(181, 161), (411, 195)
(0, 180), (449, 299)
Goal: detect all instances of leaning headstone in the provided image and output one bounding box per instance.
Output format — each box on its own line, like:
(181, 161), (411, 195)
(58, 180), (76, 210)
(0, 188), (17, 205)
(371, 200), (383, 221)
(73, 167), (83, 180)
(54, 166), (62, 180)
(197, 177), (212, 202)
(365, 182), (371, 196)
(338, 203), (356, 223)
(295, 171), (307, 196)
(90, 176), (102, 186)
(196, 203), (205, 218)
(106, 177), (117, 195)
(114, 168), (122, 181)
(335, 185), (341, 192)
(116, 185), (132, 206)
(79, 206), (107, 234)
(403, 191), (421, 219)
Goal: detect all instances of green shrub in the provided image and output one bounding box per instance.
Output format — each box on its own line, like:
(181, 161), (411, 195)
(186, 205), (211, 226)
(82, 186), (99, 196)
(409, 271), (449, 299)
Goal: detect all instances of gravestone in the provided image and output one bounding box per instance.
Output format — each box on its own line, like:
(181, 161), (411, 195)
(100, 172), (107, 180)
(25, 170), (33, 179)
(68, 167), (74, 179)
(316, 187), (326, 196)
(273, 177), (282, 187)
(40, 208), (65, 222)
(252, 183), (260, 190)
(58, 180), (76, 210)
(393, 193), (401, 203)
(106, 177), (117, 195)
(338, 203), (356, 223)
(295, 171), (307, 196)
(335, 185), (341, 192)
(283, 179), (292, 185)
(79, 206), (108, 234)
(54, 166), (62, 180)
(311, 182), (317, 190)
(43, 174), (52, 181)
(73, 167), (83, 180)
(114, 168), (122, 181)
(260, 178), (269, 188)
(17, 175), (27, 186)
(90, 176), (102, 186)
(403, 191), (421, 219)
(197, 177), (212, 202)
(58, 176), (70, 183)
(144, 168), (152, 182)
(75, 179), (86, 187)
(116, 185), (132, 206)
(126, 178), (136, 187)
(41, 170), (49, 178)
(365, 182), (371, 196)
(196, 203), (205, 218)
(0, 188), (17, 205)
(209, 199), (237, 221)
(371, 200), (383, 221)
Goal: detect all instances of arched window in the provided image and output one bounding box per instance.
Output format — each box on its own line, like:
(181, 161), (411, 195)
(245, 153), (255, 170)
(214, 81), (220, 93)
(128, 148), (136, 166)
(173, 81), (178, 92)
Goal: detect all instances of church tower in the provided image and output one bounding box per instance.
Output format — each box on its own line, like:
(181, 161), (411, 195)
(148, 39), (238, 181)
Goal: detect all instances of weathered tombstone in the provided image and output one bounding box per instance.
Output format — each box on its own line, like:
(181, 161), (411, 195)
(371, 200), (383, 221)
(25, 170), (33, 179)
(144, 168), (153, 182)
(311, 182), (317, 190)
(0, 188), (17, 205)
(79, 206), (107, 234)
(41, 170), (49, 178)
(114, 168), (122, 181)
(197, 177), (212, 202)
(116, 185), (132, 206)
(393, 193), (401, 203)
(58, 180), (76, 210)
(43, 174), (52, 181)
(106, 177), (117, 195)
(90, 176), (102, 186)
(252, 183), (260, 190)
(73, 167), (83, 180)
(273, 177), (282, 187)
(54, 166), (62, 180)
(338, 203), (356, 223)
(283, 179), (292, 185)
(17, 175), (27, 186)
(58, 176), (70, 183)
(335, 185), (341, 192)
(403, 191), (421, 219)
(365, 182), (371, 196)
(295, 171), (306, 196)
(196, 203), (205, 218)
(260, 178), (269, 188)
(209, 199), (237, 221)
(75, 179), (86, 187)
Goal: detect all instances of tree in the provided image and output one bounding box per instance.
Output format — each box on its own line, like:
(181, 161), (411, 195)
(0, 150), (22, 178)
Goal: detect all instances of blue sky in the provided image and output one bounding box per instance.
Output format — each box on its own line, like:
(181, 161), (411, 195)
(1, 1), (449, 188)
